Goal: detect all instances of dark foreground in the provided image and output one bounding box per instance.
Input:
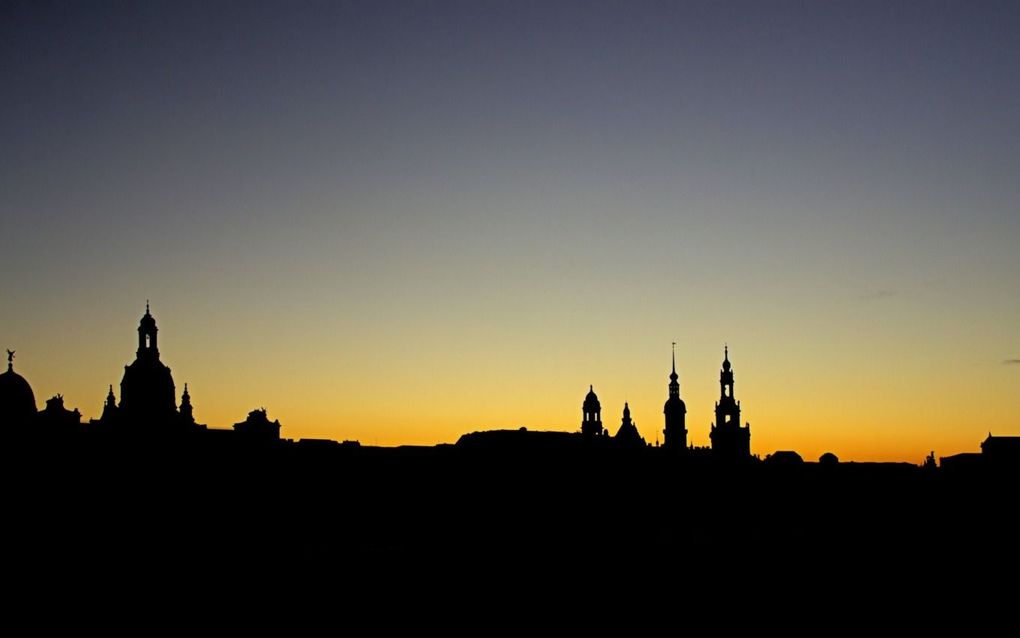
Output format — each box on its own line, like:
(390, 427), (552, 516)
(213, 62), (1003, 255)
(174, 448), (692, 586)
(7, 432), (1016, 591)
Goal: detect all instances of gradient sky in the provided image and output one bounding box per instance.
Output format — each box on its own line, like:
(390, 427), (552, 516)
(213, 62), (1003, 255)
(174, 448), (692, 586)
(3, 1), (1018, 461)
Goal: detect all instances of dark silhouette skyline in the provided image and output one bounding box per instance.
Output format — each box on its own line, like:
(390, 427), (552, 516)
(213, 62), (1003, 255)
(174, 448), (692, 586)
(3, 304), (1016, 471)
(3, 5), (1019, 592)
(2, 304), (1018, 590)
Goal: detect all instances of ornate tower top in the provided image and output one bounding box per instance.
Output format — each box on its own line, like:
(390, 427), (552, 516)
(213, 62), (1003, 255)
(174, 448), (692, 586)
(663, 342), (687, 451)
(668, 342), (680, 397)
(581, 384), (603, 437)
(137, 302), (160, 359)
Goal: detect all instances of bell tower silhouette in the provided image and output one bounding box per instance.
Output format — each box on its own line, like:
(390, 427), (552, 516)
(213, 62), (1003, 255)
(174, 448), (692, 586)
(119, 302), (178, 422)
(137, 300), (159, 360)
(663, 342), (687, 451)
(581, 385), (603, 437)
(710, 345), (750, 459)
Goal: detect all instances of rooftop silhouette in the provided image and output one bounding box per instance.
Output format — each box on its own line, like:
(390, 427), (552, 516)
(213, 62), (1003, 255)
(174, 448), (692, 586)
(2, 305), (1018, 582)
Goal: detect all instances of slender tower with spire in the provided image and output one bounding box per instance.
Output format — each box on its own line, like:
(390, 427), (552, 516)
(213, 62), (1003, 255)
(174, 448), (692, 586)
(663, 342), (687, 451)
(709, 345), (751, 459)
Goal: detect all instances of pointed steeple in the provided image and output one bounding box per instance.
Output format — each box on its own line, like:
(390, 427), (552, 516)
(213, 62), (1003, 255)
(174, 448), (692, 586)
(106, 384), (116, 408)
(668, 342), (680, 396)
(664, 342), (687, 451)
(615, 401), (644, 446)
(180, 382), (194, 423)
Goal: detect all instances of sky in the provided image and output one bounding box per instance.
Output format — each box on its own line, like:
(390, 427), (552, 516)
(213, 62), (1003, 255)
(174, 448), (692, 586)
(2, 1), (1018, 461)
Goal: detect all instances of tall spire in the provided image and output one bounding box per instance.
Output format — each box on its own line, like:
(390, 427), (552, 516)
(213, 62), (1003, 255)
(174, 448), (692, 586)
(146, 299), (150, 315)
(663, 341), (687, 451)
(6, 348), (13, 372)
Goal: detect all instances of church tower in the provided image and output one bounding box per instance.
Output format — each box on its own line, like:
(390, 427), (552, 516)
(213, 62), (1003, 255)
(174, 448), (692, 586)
(663, 342), (687, 451)
(119, 303), (178, 425)
(709, 345), (750, 459)
(581, 385), (604, 437)
(137, 300), (159, 359)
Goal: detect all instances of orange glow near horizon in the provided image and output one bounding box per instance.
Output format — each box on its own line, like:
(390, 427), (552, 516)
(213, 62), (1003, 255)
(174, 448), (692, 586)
(9, 299), (1018, 464)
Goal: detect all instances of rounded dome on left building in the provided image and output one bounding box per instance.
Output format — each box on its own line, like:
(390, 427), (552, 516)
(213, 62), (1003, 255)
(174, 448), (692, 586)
(0, 350), (37, 422)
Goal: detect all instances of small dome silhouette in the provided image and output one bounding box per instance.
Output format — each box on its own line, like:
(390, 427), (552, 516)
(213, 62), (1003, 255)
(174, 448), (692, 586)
(819, 452), (839, 466)
(664, 395), (686, 412)
(0, 359), (37, 422)
(583, 385), (601, 409)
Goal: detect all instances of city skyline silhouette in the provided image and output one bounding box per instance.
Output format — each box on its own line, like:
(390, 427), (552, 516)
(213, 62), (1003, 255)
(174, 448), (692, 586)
(3, 303), (1016, 467)
(4, 301), (1017, 586)
(2, 3), (1019, 462)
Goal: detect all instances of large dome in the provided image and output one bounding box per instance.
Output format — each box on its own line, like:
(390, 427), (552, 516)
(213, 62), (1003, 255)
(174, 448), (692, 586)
(120, 357), (177, 418)
(0, 363), (37, 422)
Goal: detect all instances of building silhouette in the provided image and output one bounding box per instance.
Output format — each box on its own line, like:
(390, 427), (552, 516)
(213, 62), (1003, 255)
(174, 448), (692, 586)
(663, 344), (687, 451)
(0, 350), (36, 424)
(709, 346), (751, 459)
(36, 394), (82, 433)
(581, 385), (604, 437)
(615, 402), (645, 447)
(99, 303), (202, 432)
(234, 408), (282, 441)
